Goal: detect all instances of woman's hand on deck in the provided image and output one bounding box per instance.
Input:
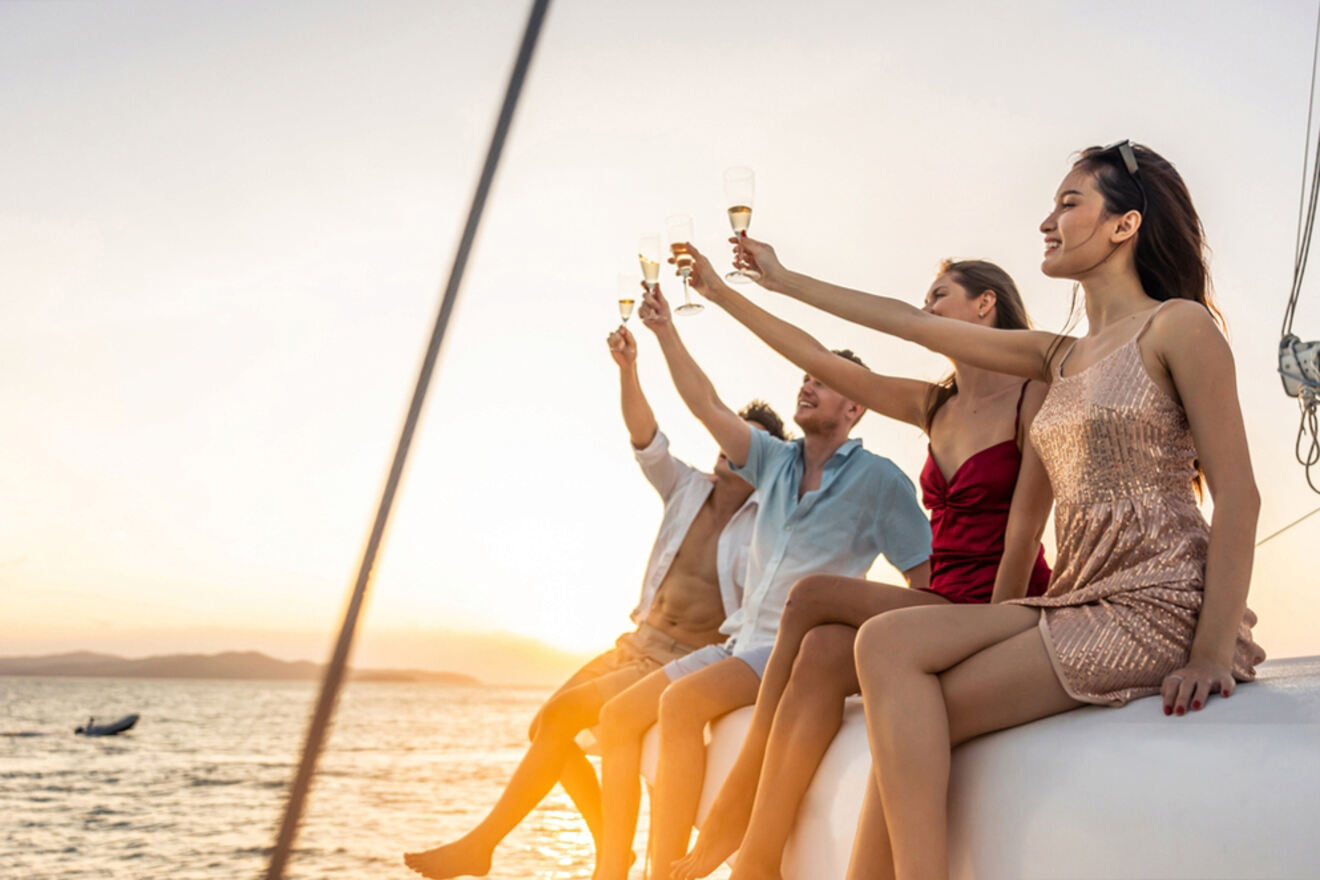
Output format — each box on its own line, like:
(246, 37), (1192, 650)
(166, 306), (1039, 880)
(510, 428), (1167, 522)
(1161, 656), (1235, 716)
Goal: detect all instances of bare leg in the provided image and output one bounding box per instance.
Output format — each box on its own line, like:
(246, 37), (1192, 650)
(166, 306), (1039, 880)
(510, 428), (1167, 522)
(844, 774), (895, 880)
(852, 605), (1082, 880)
(559, 747), (603, 848)
(595, 669), (673, 880)
(649, 658), (762, 880)
(404, 665), (643, 879)
(674, 579), (946, 880)
(725, 625), (858, 880)
(529, 667), (611, 851)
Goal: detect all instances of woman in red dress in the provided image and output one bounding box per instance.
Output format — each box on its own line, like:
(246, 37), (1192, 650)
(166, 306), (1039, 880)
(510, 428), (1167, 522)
(665, 249), (1053, 880)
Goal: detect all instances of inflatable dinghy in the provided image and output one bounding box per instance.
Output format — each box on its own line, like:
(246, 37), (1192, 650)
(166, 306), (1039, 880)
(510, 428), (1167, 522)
(75, 714), (139, 736)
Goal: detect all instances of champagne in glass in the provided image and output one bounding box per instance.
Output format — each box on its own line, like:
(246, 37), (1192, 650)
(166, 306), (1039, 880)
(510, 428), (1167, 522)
(723, 166), (760, 282)
(638, 234), (662, 292)
(670, 241), (695, 272)
(727, 205), (752, 233)
(665, 213), (703, 315)
(617, 273), (637, 324)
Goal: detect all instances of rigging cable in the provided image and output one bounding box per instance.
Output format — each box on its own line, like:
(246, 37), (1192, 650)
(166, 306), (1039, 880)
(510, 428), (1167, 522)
(1280, 1), (1320, 493)
(1285, 1), (1320, 337)
(1256, 502), (1320, 547)
(263, 1), (552, 876)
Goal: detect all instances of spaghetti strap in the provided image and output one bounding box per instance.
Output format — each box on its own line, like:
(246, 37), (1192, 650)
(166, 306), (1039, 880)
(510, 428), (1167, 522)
(1055, 338), (1081, 377)
(1134, 298), (1178, 345)
(1013, 380), (1031, 435)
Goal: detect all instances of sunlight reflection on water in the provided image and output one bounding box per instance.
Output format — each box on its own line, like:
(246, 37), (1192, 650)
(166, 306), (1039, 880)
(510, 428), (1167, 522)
(1, 676), (732, 879)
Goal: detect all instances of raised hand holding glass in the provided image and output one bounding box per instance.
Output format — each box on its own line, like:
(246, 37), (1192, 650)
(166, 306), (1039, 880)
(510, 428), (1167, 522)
(723, 166), (760, 282)
(665, 213), (703, 315)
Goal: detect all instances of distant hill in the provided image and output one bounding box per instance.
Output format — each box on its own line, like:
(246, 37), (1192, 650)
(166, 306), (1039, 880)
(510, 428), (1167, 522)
(0, 650), (480, 685)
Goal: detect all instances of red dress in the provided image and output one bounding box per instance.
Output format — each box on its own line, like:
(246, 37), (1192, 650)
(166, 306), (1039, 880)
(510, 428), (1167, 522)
(918, 382), (1051, 604)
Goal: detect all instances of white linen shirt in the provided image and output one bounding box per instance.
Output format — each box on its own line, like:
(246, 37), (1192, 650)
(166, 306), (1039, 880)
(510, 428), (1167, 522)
(631, 431), (758, 637)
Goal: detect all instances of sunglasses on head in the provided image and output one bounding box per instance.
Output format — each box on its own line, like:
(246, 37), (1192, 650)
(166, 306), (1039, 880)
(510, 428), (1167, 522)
(1100, 139), (1149, 217)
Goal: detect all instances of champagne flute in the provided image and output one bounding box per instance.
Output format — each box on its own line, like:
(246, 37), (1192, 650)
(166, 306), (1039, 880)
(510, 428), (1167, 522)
(617, 273), (637, 324)
(724, 166), (760, 282)
(665, 213), (703, 315)
(638, 234), (662, 293)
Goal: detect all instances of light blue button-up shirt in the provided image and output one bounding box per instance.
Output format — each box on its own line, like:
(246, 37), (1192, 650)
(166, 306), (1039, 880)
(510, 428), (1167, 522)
(727, 429), (931, 652)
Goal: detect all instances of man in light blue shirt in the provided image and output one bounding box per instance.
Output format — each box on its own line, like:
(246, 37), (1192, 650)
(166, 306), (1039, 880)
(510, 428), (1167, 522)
(592, 285), (931, 880)
(720, 423), (932, 655)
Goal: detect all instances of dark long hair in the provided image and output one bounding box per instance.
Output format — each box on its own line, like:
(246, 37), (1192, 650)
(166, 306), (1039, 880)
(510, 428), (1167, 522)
(1062, 143), (1220, 493)
(1076, 143), (1222, 322)
(923, 259), (1032, 431)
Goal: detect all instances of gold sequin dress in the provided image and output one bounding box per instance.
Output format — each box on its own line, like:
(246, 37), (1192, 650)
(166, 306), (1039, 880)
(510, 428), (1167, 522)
(1009, 313), (1265, 706)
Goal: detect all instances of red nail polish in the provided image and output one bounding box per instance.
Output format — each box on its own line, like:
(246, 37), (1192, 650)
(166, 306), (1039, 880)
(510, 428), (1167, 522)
(1175, 706), (1185, 716)
(1163, 705), (1172, 716)
(1192, 701), (1202, 710)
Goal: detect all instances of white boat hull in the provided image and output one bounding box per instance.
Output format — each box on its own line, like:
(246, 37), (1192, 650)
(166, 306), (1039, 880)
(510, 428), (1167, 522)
(641, 656), (1320, 879)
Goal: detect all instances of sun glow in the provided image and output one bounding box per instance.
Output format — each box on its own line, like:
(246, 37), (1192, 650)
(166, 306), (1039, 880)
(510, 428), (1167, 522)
(1, 0), (1317, 685)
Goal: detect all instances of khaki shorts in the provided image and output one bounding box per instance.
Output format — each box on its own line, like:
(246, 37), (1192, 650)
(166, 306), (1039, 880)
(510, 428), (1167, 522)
(575, 622), (702, 683)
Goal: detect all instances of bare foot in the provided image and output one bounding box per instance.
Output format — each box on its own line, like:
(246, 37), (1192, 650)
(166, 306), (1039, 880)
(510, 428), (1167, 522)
(671, 830), (732, 880)
(402, 836), (493, 879)
(670, 757), (761, 879)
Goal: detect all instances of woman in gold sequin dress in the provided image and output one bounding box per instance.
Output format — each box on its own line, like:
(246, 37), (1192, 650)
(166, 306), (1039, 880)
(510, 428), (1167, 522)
(729, 142), (1265, 880)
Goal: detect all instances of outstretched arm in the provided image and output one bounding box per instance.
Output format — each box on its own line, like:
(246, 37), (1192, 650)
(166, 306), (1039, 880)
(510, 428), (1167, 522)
(734, 235), (1063, 382)
(685, 246), (933, 429)
(607, 326), (658, 448)
(990, 382), (1054, 603)
(638, 287), (752, 466)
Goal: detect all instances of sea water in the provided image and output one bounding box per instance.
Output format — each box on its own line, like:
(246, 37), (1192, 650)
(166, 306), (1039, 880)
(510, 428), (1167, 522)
(0, 676), (732, 879)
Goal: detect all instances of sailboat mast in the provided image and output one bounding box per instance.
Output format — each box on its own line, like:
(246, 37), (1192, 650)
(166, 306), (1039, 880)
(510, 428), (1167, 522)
(264, 2), (553, 876)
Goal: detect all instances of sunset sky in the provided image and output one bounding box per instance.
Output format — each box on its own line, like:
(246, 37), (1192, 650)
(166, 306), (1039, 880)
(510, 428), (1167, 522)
(4, 0), (1320, 685)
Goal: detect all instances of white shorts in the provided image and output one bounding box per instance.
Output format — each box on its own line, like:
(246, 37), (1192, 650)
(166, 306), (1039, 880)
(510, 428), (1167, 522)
(662, 640), (773, 681)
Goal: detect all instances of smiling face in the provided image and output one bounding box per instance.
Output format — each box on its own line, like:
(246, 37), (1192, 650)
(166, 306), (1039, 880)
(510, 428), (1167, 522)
(922, 272), (995, 325)
(1039, 167), (1133, 280)
(794, 374), (861, 434)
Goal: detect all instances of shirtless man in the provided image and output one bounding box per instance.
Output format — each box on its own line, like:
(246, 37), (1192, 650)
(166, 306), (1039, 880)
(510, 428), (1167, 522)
(403, 324), (784, 880)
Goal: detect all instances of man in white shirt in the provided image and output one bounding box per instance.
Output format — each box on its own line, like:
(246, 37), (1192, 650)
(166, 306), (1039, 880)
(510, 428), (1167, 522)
(403, 325), (784, 880)
(591, 282), (931, 880)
